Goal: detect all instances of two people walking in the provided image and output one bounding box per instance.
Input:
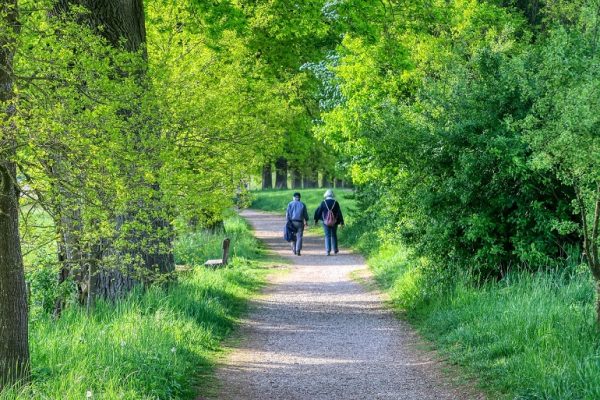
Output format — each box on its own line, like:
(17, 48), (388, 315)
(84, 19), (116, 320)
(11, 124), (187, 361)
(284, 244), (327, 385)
(285, 190), (345, 256)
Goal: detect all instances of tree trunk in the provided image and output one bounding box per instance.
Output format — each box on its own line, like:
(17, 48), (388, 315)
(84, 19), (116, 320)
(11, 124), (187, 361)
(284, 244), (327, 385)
(61, 0), (174, 299)
(262, 163), (273, 189)
(134, 182), (175, 277)
(0, 0), (30, 388)
(334, 178), (343, 188)
(291, 168), (302, 189)
(576, 185), (600, 323)
(500, 0), (541, 26)
(275, 157), (288, 189)
(45, 157), (87, 316)
(321, 172), (333, 189)
(0, 164), (29, 388)
(304, 171), (318, 188)
(596, 282), (600, 325)
(56, 0), (146, 53)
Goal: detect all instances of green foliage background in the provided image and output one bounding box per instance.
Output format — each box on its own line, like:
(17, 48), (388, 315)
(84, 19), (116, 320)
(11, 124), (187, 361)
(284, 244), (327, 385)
(5, 0), (600, 397)
(313, 0), (599, 279)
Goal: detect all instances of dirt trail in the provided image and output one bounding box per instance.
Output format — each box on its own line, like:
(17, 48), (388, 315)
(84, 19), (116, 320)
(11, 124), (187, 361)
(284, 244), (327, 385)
(208, 209), (482, 400)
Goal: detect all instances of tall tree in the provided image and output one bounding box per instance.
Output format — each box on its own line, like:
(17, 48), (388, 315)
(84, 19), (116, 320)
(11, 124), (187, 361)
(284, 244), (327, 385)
(54, 0), (174, 302)
(262, 163), (273, 189)
(0, 0), (29, 387)
(274, 157), (288, 189)
(290, 166), (302, 188)
(56, 0), (147, 52)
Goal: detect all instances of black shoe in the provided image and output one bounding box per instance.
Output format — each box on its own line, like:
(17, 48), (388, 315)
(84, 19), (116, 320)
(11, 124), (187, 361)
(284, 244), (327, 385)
(326, 252), (330, 256)
(297, 251), (301, 256)
(334, 250), (339, 254)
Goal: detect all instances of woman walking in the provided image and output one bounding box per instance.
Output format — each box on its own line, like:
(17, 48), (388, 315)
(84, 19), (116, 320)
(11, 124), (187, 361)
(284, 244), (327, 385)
(314, 190), (345, 256)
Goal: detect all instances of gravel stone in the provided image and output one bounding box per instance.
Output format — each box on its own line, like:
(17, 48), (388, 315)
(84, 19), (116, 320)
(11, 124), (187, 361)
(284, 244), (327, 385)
(209, 210), (484, 400)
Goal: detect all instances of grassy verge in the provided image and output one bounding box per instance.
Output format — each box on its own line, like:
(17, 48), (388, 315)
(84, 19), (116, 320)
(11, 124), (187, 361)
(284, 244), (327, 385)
(174, 213), (265, 266)
(369, 244), (600, 399)
(3, 214), (267, 400)
(252, 189), (600, 399)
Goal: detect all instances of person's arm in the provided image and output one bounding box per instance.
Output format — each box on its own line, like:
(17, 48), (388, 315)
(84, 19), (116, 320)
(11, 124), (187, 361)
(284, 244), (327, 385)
(286, 204), (291, 222)
(313, 202), (322, 224)
(336, 202), (344, 226)
(302, 203), (309, 225)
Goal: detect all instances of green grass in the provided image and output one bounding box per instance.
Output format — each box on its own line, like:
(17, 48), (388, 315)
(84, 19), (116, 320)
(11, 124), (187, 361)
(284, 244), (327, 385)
(3, 215), (268, 400)
(369, 243), (600, 399)
(251, 188), (356, 218)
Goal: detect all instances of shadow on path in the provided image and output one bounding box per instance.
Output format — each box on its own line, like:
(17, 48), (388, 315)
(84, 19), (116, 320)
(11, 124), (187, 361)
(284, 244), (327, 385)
(204, 209), (483, 400)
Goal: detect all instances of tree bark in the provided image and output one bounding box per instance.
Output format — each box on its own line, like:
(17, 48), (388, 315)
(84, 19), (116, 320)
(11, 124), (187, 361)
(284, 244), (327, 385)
(576, 184), (600, 323)
(42, 157), (87, 316)
(56, 0), (146, 53)
(0, 164), (29, 388)
(321, 172), (333, 189)
(274, 157), (288, 189)
(304, 170), (318, 188)
(0, 0), (30, 388)
(262, 163), (273, 189)
(500, 0), (541, 26)
(291, 168), (302, 189)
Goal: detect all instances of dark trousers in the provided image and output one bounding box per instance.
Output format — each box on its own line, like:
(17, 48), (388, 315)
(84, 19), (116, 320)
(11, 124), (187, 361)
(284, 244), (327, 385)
(322, 223), (338, 254)
(292, 221), (304, 253)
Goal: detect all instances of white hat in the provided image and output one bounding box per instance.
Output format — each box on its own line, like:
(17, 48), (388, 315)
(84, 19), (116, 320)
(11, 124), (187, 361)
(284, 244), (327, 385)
(324, 189), (334, 199)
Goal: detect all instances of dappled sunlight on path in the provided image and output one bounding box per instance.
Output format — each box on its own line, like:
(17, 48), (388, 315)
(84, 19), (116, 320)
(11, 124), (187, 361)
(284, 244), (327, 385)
(206, 209), (483, 400)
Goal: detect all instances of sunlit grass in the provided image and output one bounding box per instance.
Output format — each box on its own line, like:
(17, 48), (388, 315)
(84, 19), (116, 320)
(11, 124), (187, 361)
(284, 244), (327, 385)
(3, 215), (267, 400)
(369, 243), (600, 399)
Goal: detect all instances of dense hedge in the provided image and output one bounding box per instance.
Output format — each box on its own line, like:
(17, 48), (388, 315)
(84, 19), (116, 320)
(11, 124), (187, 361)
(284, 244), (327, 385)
(315, 0), (598, 279)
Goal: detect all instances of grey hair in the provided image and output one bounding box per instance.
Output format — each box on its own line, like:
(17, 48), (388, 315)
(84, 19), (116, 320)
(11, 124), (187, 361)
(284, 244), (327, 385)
(324, 189), (334, 198)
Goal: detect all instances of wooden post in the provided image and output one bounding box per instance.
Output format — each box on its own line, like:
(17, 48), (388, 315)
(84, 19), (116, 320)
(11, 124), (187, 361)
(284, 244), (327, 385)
(204, 238), (231, 268)
(221, 238), (231, 266)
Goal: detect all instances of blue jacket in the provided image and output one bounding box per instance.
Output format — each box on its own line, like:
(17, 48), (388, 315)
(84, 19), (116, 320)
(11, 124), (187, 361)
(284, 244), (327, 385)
(286, 199), (309, 222)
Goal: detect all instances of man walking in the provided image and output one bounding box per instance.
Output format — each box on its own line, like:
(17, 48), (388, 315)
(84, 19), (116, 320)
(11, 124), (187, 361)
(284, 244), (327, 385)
(286, 192), (309, 256)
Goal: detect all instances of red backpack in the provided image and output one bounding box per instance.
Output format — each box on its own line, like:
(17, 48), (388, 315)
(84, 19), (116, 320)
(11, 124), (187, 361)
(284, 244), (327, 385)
(324, 200), (337, 227)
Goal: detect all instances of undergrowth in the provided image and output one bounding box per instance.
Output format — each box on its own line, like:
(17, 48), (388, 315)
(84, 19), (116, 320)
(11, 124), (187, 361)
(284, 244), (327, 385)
(369, 243), (600, 399)
(3, 215), (267, 400)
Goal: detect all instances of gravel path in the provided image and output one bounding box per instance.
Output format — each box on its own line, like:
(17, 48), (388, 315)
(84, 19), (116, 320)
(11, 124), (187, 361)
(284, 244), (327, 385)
(208, 209), (483, 400)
